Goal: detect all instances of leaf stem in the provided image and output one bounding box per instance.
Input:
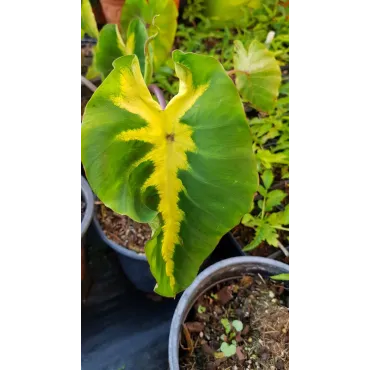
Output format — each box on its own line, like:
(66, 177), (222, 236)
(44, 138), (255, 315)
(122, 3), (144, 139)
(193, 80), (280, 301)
(81, 75), (97, 92)
(149, 84), (166, 110)
(272, 225), (289, 231)
(277, 240), (289, 257)
(261, 197), (266, 220)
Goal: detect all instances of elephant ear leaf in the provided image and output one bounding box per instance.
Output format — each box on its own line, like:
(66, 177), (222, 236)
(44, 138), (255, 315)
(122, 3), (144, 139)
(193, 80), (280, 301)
(125, 18), (149, 75)
(95, 24), (126, 80)
(81, 0), (99, 39)
(120, 0), (178, 70)
(233, 40), (281, 113)
(95, 20), (149, 80)
(81, 51), (257, 297)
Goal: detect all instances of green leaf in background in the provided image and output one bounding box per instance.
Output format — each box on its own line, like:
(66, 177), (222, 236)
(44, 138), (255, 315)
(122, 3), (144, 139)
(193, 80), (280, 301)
(81, 51), (257, 297)
(233, 40), (281, 113)
(81, 0), (99, 39)
(243, 222), (278, 251)
(203, 0), (260, 28)
(241, 213), (259, 228)
(94, 24), (126, 80)
(126, 18), (149, 75)
(265, 189), (286, 211)
(267, 204), (289, 226)
(256, 149), (288, 168)
(261, 169), (274, 190)
(85, 63), (101, 80)
(94, 20), (149, 80)
(120, 0), (178, 70)
(257, 184), (267, 197)
(270, 273), (289, 281)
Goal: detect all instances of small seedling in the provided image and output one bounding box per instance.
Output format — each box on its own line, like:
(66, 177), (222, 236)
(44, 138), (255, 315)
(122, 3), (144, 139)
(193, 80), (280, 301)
(220, 341), (237, 357)
(221, 318), (231, 334)
(197, 305), (206, 314)
(232, 319), (243, 332)
(218, 318), (244, 357)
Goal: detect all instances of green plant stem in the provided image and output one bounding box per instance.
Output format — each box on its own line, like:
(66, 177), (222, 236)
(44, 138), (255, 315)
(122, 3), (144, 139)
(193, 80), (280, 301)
(272, 225), (289, 231)
(261, 197), (266, 219)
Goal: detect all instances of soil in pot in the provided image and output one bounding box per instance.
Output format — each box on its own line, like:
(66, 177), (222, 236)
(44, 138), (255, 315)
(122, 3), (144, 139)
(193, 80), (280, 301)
(179, 274), (289, 370)
(96, 202), (152, 254)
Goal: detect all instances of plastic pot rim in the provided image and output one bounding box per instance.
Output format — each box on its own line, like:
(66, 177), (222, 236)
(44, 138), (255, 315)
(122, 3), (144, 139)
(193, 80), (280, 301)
(93, 212), (148, 261)
(94, 213), (243, 263)
(81, 176), (94, 238)
(168, 256), (289, 369)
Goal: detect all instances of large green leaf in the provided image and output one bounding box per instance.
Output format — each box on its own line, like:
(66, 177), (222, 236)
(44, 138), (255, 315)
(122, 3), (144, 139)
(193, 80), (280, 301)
(234, 40), (281, 113)
(203, 0), (260, 28)
(81, 0), (99, 39)
(81, 52), (257, 297)
(120, 0), (178, 70)
(95, 24), (126, 79)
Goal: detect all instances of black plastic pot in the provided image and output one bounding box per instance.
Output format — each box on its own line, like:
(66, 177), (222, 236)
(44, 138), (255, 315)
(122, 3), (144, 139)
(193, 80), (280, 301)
(93, 212), (244, 293)
(168, 256), (289, 369)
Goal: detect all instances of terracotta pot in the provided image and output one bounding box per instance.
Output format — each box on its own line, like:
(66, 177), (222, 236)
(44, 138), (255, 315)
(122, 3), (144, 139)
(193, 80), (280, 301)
(100, 0), (180, 25)
(100, 0), (124, 25)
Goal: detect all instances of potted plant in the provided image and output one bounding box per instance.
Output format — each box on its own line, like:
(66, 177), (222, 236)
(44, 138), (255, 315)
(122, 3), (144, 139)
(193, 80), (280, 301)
(168, 256), (289, 369)
(81, 0), (287, 297)
(82, 49), (259, 297)
(81, 176), (95, 301)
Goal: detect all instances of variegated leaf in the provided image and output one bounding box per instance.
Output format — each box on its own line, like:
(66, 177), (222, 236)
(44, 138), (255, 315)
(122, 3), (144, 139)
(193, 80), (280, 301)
(94, 20), (149, 80)
(82, 52), (257, 296)
(120, 0), (178, 70)
(234, 40), (281, 113)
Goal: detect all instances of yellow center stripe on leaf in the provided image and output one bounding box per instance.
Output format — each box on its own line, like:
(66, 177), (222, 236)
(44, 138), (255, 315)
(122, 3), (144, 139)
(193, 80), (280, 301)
(110, 57), (208, 290)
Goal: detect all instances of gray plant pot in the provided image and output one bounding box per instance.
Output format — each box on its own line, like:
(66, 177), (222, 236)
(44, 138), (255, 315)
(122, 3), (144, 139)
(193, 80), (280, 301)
(168, 256), (289, 369)
(81, 176), (94, 238)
